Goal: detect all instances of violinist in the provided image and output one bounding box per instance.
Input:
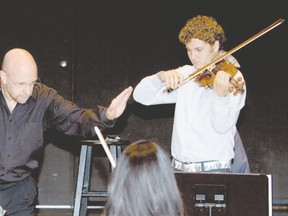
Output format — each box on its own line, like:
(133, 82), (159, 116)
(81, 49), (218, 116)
(133, 15), (249, 173)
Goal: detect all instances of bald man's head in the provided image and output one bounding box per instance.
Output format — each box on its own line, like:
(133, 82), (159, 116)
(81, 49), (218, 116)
(0, 48), (38, 104)
(2, 48), (38, 77)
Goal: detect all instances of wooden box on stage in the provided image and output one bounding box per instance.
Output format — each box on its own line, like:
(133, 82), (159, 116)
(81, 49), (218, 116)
(174, 172), (272, 216)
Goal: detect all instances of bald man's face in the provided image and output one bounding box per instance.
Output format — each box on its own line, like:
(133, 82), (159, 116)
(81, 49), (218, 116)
(1, 49), (38, 104)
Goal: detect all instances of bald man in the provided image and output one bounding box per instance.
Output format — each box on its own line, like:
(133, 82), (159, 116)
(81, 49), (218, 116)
(0, 48), (133, 215)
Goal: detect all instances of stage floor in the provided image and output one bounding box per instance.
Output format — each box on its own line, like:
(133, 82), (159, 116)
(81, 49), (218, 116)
(35, 209), (287, 216)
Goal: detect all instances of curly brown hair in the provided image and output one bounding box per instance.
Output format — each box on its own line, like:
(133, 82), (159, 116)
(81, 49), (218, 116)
(178, 15), (226, 50)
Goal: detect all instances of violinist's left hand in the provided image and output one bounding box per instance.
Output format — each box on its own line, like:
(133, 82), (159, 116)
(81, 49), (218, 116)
(213, 71), (233, 97)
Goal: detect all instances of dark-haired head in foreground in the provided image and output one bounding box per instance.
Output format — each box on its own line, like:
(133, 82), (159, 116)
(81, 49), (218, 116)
(104, 140), (184, 216)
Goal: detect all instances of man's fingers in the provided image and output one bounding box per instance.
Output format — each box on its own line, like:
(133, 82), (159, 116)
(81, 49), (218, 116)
(117, 86), (133, 102)
(113, 86), (133, 102)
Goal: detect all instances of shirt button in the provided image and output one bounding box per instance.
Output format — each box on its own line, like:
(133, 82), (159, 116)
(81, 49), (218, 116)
(8, 137), (11, 140)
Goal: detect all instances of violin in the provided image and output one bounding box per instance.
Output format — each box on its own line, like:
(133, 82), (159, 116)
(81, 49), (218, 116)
(165, 18), (285, 95)
(195, 59), (245, 96)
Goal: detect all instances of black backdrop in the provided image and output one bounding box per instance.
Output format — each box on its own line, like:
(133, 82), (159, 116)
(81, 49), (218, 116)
(0, 0), (287, 209)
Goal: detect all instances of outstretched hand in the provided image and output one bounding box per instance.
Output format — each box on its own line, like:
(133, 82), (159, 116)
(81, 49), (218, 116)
(106, 86), (133, 120)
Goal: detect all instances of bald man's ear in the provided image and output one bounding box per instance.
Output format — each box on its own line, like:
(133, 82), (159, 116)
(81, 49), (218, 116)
(0, 70), (7, 84)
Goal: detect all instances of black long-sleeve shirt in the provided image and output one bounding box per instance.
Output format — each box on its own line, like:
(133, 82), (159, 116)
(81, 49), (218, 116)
(0, 84), (115, 182)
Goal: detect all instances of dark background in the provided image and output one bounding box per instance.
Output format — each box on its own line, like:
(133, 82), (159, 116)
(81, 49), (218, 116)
(0, 0), (287, 213)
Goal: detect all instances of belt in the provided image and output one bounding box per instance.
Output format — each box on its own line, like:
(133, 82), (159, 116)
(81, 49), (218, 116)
(172, 157), (231, 172)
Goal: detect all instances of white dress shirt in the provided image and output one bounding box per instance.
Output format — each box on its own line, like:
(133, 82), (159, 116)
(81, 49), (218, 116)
(133, 63), (246, 163)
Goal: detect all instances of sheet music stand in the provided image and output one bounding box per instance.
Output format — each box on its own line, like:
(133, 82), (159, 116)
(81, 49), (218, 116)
(72, 137), (129, 216)
(175, 172), (272, 216)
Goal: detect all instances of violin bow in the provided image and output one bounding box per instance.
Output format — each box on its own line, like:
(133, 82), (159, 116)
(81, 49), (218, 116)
(165, 18), (285, 93)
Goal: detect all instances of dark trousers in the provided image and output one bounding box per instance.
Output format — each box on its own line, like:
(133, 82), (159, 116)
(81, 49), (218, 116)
(231, 130), (250, 173)
(0, 176), (37, 216)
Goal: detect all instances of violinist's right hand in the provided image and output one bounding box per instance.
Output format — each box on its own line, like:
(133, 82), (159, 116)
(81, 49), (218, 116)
(157, 70), (184, 90)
